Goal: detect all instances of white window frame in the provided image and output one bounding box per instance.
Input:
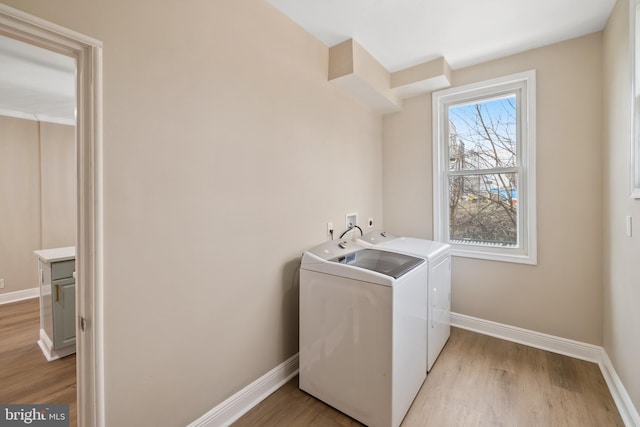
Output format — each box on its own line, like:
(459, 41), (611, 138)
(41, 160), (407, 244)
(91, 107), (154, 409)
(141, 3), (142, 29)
(432, 70), (537, 264)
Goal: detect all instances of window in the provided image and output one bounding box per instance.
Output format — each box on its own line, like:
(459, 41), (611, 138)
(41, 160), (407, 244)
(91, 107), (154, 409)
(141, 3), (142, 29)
(432, 70), (536, 264)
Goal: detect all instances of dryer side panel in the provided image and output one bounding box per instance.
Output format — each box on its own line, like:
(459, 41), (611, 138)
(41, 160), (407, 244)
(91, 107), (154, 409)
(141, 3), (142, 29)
(427, 251), (451, 371)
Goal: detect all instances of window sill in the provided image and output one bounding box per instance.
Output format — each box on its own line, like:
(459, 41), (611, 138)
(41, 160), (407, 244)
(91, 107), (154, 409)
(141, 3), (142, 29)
(449, 246), (537, 265)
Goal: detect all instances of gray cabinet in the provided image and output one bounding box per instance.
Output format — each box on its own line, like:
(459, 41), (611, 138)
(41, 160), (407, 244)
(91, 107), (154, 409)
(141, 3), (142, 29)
(51, 261), (76, 349)
(34, 247), (76, 361)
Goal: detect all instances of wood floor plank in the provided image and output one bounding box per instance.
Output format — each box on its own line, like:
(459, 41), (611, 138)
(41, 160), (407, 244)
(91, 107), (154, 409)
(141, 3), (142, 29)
(234, 328), (624, 427)
(0, 298), (76, 427)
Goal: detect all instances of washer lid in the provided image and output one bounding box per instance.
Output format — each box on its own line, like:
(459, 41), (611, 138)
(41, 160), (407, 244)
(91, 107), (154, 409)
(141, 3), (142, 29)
(358, 230), (399, 246)
(330, 249), (424, 279)
(382, 238), (450, 260)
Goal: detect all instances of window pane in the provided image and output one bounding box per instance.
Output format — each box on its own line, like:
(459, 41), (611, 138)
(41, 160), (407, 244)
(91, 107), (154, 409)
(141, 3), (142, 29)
(448, 173), (518, 247)
(448, 95), (517, 171)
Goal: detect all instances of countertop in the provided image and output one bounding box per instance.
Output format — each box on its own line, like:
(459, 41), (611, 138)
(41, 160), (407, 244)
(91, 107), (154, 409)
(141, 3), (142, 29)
(34, 246), (76, 263)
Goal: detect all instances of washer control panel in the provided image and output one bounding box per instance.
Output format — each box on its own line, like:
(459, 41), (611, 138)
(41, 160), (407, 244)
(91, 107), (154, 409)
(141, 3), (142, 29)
(359, 230), (399, 246)
(305, 239), (362, 260)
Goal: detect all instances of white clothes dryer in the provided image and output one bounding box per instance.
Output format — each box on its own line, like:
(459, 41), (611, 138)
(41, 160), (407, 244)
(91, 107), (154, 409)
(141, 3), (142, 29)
(299, 239), (427, 427)
(358, 231), (451, 371)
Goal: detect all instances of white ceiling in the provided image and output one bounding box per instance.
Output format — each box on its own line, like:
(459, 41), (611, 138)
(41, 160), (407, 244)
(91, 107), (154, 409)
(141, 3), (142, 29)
(267, 0), (617, 72)
(0, 35), (76, 124)
(0, 1), (616, 122)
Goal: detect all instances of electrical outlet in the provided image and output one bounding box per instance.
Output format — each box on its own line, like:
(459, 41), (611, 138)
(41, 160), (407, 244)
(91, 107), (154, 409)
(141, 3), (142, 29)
(327, 222), (334, 239)
(0, 278), (4, 289)
(346, 212), (358, 229)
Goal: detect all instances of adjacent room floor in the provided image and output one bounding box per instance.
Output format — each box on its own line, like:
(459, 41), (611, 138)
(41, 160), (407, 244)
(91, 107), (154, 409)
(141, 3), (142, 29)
(0, 298), (76, 426)
(233, 328), (624, 426)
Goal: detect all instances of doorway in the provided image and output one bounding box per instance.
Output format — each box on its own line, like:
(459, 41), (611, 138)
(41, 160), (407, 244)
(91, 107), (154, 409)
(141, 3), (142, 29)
(0, 31), (77, 420)
(0, 4), (103, 426)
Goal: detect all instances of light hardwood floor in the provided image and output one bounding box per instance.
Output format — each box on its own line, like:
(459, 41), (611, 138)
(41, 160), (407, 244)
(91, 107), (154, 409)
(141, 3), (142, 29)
(0, 297), (76, 426)
(234, 328), (624, 427)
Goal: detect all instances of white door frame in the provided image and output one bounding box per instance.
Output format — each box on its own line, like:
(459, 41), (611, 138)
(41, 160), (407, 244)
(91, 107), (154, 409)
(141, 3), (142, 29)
(0, 5), (104, 426)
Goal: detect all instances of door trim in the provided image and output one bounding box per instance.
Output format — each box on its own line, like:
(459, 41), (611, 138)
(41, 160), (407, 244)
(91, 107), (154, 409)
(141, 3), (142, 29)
(0, 5), (104, 426)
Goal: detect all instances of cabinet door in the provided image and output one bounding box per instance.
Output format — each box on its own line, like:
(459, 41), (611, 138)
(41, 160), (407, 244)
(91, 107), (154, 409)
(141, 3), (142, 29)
(52, 277), (76, 349)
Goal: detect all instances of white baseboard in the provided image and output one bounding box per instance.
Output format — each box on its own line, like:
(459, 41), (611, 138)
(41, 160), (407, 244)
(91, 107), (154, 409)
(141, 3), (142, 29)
(450, 312), (602, 363)
(0, 287), (39, 305)
(451, 312), (640, 427)
(599, 351), (640, 427)
(188, 353), (299, 427)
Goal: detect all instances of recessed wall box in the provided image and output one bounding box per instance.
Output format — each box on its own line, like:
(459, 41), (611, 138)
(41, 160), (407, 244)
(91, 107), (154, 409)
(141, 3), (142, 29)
(346, 213), (358, 230)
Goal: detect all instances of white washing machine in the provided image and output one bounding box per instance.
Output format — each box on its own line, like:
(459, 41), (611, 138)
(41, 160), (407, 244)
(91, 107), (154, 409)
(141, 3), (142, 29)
(299, 239), (428, 427)
(357, 231), (451, 371)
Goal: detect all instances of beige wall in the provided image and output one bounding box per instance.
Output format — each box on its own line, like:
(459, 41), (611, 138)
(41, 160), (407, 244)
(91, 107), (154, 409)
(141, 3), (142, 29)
(0, 117), (74, 296)
(0, 116), (41, 294)
(383, 33), (604, 345)
(39, 121), (76, 249)
(603, 0), (640, 411)
(382, 95), (433, 238)
(0, 1), (382, 425)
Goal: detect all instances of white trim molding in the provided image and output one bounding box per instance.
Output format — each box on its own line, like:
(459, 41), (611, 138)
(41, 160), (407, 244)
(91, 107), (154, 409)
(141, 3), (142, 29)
(451, 312), (640, 427)
(0, 108), (75, 126)
(0, 288), (39, 305)
(600, 351), (640, 427)
(188, 354), (299, 427)
(451, 312), (602, 362)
